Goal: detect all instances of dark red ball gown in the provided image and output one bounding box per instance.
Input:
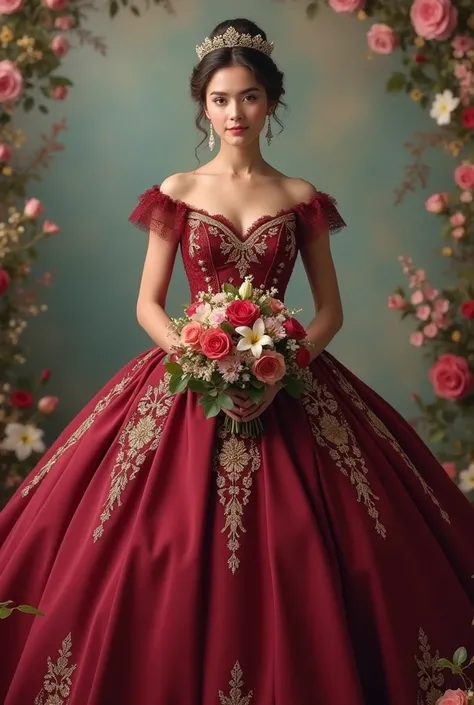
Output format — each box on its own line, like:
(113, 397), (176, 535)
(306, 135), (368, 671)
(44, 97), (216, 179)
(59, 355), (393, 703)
(0, 185), (473, 705)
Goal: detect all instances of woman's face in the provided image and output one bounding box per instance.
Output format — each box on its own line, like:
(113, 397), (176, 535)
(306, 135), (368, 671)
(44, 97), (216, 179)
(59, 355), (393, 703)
(204, 64), (270, 148)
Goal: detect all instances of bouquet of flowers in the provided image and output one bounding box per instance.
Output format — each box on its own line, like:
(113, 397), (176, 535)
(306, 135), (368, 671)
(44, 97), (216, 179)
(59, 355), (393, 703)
(165, 277), (311, 437)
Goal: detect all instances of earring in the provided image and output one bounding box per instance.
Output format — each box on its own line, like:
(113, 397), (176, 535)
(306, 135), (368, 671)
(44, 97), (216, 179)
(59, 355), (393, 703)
(265, 114), (273, 146)
(208, 122), (215, 151)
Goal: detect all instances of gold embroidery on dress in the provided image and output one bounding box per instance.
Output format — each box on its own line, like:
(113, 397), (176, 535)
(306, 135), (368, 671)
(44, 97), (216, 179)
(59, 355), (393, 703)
(324, 354), (450, 525)
(218, 661), (253, 705)
(34, 633), (77, 705)
(187, 217), (202, 258)
(22, 350), (156, 497)
(301, 368), (387, 538)
(93, 375), (173, 541)
(415, 628), (444, 705)
(215, 428), (261, 574)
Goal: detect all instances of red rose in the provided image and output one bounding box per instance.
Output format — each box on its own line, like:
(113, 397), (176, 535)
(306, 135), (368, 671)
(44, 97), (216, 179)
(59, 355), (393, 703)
(200, 328), (232, 360)
(283, 317), (307, 340)
(226, 300), (260, 328)
(461, 107), (474, 130)
(40, 368), (51, 382)
(0, 268), (10, 295)
(10, 390), (34, 408)
(429, 354), (473, 400)
(414, 53), (427, 63)
(295, 345), (311, 368)
(460, 300), (474, 319)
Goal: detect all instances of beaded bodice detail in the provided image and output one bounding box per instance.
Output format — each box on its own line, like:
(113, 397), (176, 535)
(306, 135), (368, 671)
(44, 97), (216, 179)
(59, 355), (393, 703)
(129, 185), (346, 301)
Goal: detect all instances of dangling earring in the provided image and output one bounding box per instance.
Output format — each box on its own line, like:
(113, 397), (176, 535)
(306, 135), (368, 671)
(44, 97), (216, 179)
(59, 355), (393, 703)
(208, 122), (215, 151)
(265, 114), (273, 146)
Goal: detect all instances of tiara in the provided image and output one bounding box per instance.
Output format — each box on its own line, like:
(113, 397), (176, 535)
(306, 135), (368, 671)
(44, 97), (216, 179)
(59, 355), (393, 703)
(195, 26), (275, 62)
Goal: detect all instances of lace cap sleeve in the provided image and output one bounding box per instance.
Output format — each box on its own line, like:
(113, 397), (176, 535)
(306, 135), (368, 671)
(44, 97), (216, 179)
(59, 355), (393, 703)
(295, 191), (346, 239)
(128, 185), (183, 240)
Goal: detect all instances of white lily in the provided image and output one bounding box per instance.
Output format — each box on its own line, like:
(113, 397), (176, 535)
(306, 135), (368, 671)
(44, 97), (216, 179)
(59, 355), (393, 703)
(236, 318), (273, 358)
(429, 89), (460, 126)
(1, 422), (45, 461)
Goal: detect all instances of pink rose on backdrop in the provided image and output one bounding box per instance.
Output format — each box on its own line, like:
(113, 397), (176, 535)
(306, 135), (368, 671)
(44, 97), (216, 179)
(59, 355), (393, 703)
(226, 300), (260, 328)
(328, 0), (365, 12)
(24, 198), (44, 219)
(416, 305), (431, 321)
(460, 190), (473, 203)
(411, 290), (424, 305)
(436, 690), (469, 705)
(452, 35), (474, 56)
(0, 142), (12, 162)
(37, 396), (59, 415)
(10, 390), (33, 408)
(51, 35), (70, 57)
(44, 0), (69, 9)
(425, 192), (449, 213)
(54, 14), (74, 29)
(451, 226), (465, 239)
(43, 220), (60, 234)
(460, 300), (474, 319)
(0, 268), (10, 295)
(423, 323), (438, 338)
(450, 212), (465, 226)
(180, 321), (205, 351)
(267, 297), (285, 314)
(0, 0), (23, 13)
(410, 0), (458, 41)
(387, 294), (406, 309)
(40, 368), (51, 382)
(51, 85), (68, 100)
(0, 61), (23, 102)
(442, 462), (457, 479)
(429, 354), (473, 400)
(283, 317), (307, 340)
(252, 351), (286, 385)
(410, 331), (424, 347)
(454, 163), (474, 190)
(367, 24), (399, 54)
(200, 328), (232, 360)
(434, 298), (449, 314)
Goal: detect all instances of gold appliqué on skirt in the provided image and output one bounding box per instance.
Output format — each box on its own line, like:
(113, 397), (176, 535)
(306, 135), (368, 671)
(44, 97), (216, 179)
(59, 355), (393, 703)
(325, 355), (450, 525)
(93, 375), (173, 541)
(218, 661), (253, 705)
(34, 633), (77, 705)
(301, 368), (387, 538)
(214, 427), (261, 574)
(22, 350), (157, 498)
(415, 628), (444, 705)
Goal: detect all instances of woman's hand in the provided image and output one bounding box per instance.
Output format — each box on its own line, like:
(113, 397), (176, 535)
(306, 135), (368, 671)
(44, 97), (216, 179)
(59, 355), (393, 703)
(223, 384), (282, 423)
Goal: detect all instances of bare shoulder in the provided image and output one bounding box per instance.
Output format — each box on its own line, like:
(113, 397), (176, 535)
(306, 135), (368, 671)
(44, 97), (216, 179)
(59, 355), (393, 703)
(282, 177), (318, 204)
(159, 172), (195, 201)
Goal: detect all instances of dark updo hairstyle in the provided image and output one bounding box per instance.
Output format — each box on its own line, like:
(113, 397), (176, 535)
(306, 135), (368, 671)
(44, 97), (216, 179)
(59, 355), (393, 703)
(190, 18), (286, 158)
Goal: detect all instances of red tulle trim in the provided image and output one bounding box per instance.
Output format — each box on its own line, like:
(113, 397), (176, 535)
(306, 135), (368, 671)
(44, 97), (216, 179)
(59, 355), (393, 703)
(294, 192), (347, 236)
(128, 185), (182, 239)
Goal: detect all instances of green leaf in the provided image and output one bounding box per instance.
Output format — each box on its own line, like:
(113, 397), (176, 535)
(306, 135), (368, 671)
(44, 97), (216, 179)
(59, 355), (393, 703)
(0, 607), (13, 619)
(429, 427), (446, 444)
(199, 395), (221, 418)
(131, 5), (140, 14)
(386, 72), (406, 93)
(169, 374), (188, 394)
(223, 283), (238, 295)
(247, 386), (265, 404)
(24, 97), (34, 112)
(435, 657), (454, 670)
(165, 361), (183, 376)
(249, 377), (264, 389)
(306, 2), (319, 18)
(17, 604), (44, 616)
(283, 375), (305, 399)
(220, 321), (235, 336)
(218, 393), (234, 410)
(188, 379), (208, 394)
(110, 0), (119, 16)
(39, 105), (49, 114)
(453, 647), (467, 667)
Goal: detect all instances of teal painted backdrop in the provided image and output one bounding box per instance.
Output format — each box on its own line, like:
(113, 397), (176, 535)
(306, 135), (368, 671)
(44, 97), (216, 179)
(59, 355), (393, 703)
(24, 1), (454, 440)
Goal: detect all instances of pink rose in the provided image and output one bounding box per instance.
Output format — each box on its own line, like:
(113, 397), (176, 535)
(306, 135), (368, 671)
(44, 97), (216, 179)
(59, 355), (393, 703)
(252, 351), (286, 385)
(460, 190), (473, 203)
(37, 395), (59, 415)
(51, 35), (70, 57)
(40, 368), (51, 382)
(388, 294), (407, 310)
(452, 35), (474, 56)
(283, 317), (307, 340)
(180, 321), (205, 350)
(410, 331), (424, 347)
(186, 301), (200, 317)
(0, 61), (23, 103)
(0, 268), (10, 295)
(43, 220), (60, 234)
(0, 142), (12, 162)
(450, 211), (465, 226)
(434, 298), (449, 314)
(423, 322), (438, 338)
(200, 328), (232, 360)
(411, 290), (424, 305)
(0, 0), (23, 13)
(451, 227), (465, 239)
(226, 300), (260, 328)
(54, 14), (74, 29)
(51, 85), (68, 100)
(328, 0), (365, 12)
(416, 305), (431, 321)
(367, 24), (399, 54)
(425, 192), (449, 213)
(429, 353), (473, 400)
(436, 689), (469, 705)
(454, 163), (474, 191)
(410, 0), (458, 41)
(442, 462), (457, 479)
(24, 198), (44, 219)
(268, 297), (285, 314)
(44, 0), (69, 9)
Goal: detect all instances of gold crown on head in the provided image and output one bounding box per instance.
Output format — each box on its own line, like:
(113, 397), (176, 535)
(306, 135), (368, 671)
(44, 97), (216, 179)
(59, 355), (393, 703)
(195, 26), (275, 61)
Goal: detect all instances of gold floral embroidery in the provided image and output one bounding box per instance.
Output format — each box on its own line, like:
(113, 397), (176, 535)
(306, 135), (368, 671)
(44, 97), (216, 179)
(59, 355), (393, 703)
(218, 661), (253, 705)
(301, 368), (387, 538)
(415, 628), (444, 705)
(324, 355), (450, 525)
(22, 350), (156, 497)
(215, 429), (261, 573)
(34, 633), (77, 705)
(93, 375), (173, 541)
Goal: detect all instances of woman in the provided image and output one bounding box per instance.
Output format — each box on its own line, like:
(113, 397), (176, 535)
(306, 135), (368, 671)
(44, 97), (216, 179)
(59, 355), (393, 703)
(0, 17), (473, 705)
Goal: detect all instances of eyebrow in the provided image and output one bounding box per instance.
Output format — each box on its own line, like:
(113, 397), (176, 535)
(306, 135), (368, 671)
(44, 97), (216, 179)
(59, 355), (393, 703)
(209, 87), (262, 96)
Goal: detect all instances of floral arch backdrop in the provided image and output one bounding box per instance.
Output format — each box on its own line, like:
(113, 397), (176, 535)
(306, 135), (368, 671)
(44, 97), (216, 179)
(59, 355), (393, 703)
(0, 0), (473, 506)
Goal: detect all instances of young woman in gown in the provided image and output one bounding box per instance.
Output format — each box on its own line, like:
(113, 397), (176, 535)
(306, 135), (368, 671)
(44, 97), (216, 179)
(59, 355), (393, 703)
(0, 16), (474, 705)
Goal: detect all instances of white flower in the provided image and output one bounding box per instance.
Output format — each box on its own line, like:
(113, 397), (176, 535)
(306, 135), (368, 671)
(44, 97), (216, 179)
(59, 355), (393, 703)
(190, 302), (211, 323)
(429, 90), (460, 126)
(238, 279), (253, 300)
(1, 422), (45, 461)
(209, 308), (226, 326)
(458, 463), (474, 494)
(236, 318), (273, 358)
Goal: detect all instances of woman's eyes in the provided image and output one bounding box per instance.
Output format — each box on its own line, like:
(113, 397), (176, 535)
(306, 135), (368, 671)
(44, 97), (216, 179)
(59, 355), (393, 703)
(213, 95), (258, 105)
